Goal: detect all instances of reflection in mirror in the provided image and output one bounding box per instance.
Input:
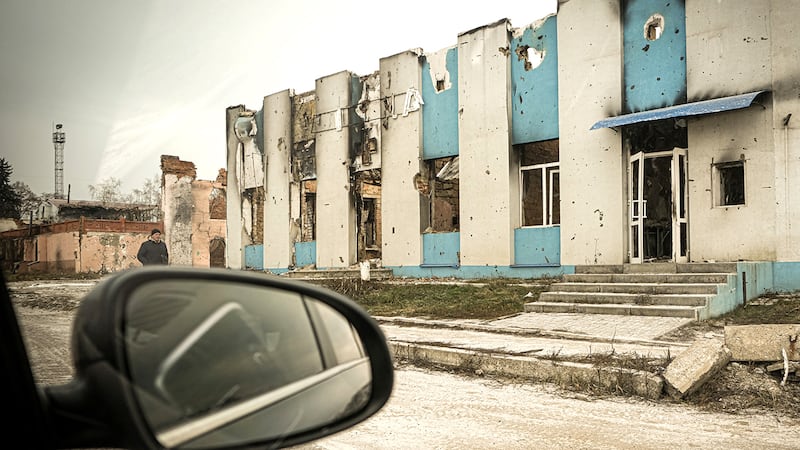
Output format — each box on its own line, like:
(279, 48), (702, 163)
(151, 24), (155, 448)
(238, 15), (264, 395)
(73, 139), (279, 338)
(124, 279), (373, 449)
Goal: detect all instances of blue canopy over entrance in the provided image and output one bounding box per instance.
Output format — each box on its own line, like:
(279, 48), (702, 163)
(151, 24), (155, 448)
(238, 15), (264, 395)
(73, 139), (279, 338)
(590, 91), (768, 130)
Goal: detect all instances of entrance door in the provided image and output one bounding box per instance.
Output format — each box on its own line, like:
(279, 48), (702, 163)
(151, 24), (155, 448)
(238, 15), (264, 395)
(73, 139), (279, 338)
(628, 152), (645, 263)
(628, 149), (689, 263)
(671, 148), (688, 262)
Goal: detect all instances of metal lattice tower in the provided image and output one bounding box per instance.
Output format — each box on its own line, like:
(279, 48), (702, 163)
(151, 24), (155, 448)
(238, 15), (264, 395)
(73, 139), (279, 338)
(52, 123), (65, 199)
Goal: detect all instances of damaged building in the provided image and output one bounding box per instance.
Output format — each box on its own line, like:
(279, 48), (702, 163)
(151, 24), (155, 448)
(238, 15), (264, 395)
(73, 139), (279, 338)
(160, 155), (228, 268)
(225, 0), (800, 315)
(0, 218), (163, 274)
(0, 156), (227, 274)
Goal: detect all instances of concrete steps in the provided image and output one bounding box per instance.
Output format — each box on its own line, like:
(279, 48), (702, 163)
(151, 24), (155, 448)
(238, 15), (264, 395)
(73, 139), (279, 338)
(525, 263), (737, 320)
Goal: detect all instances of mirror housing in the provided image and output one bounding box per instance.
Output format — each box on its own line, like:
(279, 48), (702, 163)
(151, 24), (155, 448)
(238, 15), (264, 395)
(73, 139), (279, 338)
(42, 266), (394, 449)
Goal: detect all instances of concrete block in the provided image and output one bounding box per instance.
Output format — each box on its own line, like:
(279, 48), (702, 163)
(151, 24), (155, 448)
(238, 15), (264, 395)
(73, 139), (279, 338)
(389, 342), (663, 400)
(725, 324), (800, 362)
(663, 337), (730, 399)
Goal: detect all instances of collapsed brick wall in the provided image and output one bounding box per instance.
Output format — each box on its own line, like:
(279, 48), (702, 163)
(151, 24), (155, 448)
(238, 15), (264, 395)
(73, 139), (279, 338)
(161, 155), (197, 178)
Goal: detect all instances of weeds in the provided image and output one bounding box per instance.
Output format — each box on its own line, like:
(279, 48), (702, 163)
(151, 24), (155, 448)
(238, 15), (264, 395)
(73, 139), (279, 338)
(311, 278), (549, 320)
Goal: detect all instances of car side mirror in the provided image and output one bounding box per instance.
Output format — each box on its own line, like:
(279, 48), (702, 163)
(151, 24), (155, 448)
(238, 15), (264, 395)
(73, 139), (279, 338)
(42, 267), (394, 450)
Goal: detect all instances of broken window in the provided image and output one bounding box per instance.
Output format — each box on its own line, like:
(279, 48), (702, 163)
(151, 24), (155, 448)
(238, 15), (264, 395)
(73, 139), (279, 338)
(355, 176), (381, 261)
(362, 198), (377, 247)
(209, 187), (226, 220)
(301, 182), (316, 241)
(242, 187), (264, 244)
(519, 140), (560, 227)
(293, 140), (316, 181)
(419, 156), (460, 233)
(352, 127), (379, 167)
(715, 160), (745, 206)
(362, 137), (378, 165)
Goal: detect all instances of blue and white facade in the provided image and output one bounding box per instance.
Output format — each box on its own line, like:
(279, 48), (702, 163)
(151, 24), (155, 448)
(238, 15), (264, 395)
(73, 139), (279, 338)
(226, 0), (800, 293)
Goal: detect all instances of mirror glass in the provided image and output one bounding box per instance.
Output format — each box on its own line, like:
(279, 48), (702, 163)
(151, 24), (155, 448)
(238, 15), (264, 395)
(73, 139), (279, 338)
(124, 279), (373, 449)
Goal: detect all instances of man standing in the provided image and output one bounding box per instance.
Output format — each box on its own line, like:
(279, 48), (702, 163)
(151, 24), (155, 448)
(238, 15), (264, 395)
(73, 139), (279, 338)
(137, 229), (169, 265)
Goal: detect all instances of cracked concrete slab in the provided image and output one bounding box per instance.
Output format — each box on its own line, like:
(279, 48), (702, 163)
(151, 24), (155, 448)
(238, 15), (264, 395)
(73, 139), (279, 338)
(725, 324), (800, 362)
(663, 337), (730, 399)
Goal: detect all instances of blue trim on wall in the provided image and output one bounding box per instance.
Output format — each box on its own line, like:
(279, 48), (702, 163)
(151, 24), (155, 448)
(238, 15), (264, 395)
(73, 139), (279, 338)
(295, 241), (316, 268)
(422, 232), (460, 266)
(511, 15), (559, 144)
(514, 226), (560, 266)
(422, 48), (459, 160)
(771, 262), (800, 292)
(388, 264), (573, 279)
(623, 0), (687, 112)
(244, 244), (263, 270)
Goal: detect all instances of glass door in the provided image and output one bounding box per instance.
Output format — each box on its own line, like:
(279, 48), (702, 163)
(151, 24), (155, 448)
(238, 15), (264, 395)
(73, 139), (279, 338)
(628, 152), (645, 263)
(672, 147), (689, 262)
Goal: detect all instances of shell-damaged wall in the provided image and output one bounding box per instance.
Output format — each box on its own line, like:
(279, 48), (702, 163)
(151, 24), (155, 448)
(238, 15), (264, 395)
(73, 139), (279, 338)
(0, 219), (162, 274)
(161, 155), (228, 267)
(161, 155), (196, 266)
(225, 105), (265, 269)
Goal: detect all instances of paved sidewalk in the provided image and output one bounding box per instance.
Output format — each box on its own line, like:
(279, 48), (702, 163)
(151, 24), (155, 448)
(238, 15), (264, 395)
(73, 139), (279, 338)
(375, 312), (704, 399)
(377, 312), (697, 358)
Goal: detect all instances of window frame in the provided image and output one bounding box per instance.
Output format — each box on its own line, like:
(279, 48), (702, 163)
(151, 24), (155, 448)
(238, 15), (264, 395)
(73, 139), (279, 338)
(713, 160), (746, 207)
(520, 161), (560, 227)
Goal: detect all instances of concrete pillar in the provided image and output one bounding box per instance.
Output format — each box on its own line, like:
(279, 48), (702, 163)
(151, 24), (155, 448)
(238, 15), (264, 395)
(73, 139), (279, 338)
(225, 105), (245, 269)
(315, 71), (356, 268)
(557, 0), (626, 265)
(160, 155), (195, 266)
(263, 90), (294, 270)
(457, 20), (514, 266)
(380, 51), (424, 267)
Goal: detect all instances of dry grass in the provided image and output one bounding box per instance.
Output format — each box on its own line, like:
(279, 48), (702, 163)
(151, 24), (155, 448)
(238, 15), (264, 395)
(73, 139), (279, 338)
(310, 278), (551, 320)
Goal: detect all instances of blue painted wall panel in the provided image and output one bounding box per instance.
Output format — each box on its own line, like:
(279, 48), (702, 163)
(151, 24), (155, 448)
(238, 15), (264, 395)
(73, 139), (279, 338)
(511, 16), (559, 144)
(772, 262), (800, 292)
(389, 264), (573, 279)
(514, 226), (560, 266)
(623, 0), (686, 112)
(422, 48), (459, 160)
(295, 241), (316, 268)
(244, 244), (263, 270)
(422, 232), (460, 266)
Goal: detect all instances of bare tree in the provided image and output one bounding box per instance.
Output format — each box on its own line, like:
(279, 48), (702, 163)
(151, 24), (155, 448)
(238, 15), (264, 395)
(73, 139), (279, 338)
(124, 174), (161, 205)
(88, 177), (123, 203)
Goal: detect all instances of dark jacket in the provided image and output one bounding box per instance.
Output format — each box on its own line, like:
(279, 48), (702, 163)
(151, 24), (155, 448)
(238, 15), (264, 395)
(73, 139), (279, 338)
(137, 239), (169, 265)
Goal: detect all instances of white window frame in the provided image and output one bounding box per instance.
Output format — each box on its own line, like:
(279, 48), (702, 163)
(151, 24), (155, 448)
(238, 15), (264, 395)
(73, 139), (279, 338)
(520, 162), (560, 227)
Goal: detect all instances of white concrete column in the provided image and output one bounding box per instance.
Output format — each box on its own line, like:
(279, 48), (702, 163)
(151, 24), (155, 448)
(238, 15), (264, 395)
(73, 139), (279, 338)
(557, 0), (626, 265)
(263, 90), (294, 270)
(380, 51), (423, 267)
(457, 20), (515, 266)
(315, 71), (356, 268)
(225, 105), (245, 269)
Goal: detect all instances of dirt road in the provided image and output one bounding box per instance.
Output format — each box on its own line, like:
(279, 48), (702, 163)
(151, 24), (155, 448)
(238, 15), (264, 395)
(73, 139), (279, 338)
(10, 279), (800, 449)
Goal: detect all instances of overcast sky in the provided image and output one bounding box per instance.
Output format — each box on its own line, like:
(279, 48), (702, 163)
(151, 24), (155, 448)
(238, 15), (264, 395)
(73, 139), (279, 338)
(1, 0), (556, 201)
